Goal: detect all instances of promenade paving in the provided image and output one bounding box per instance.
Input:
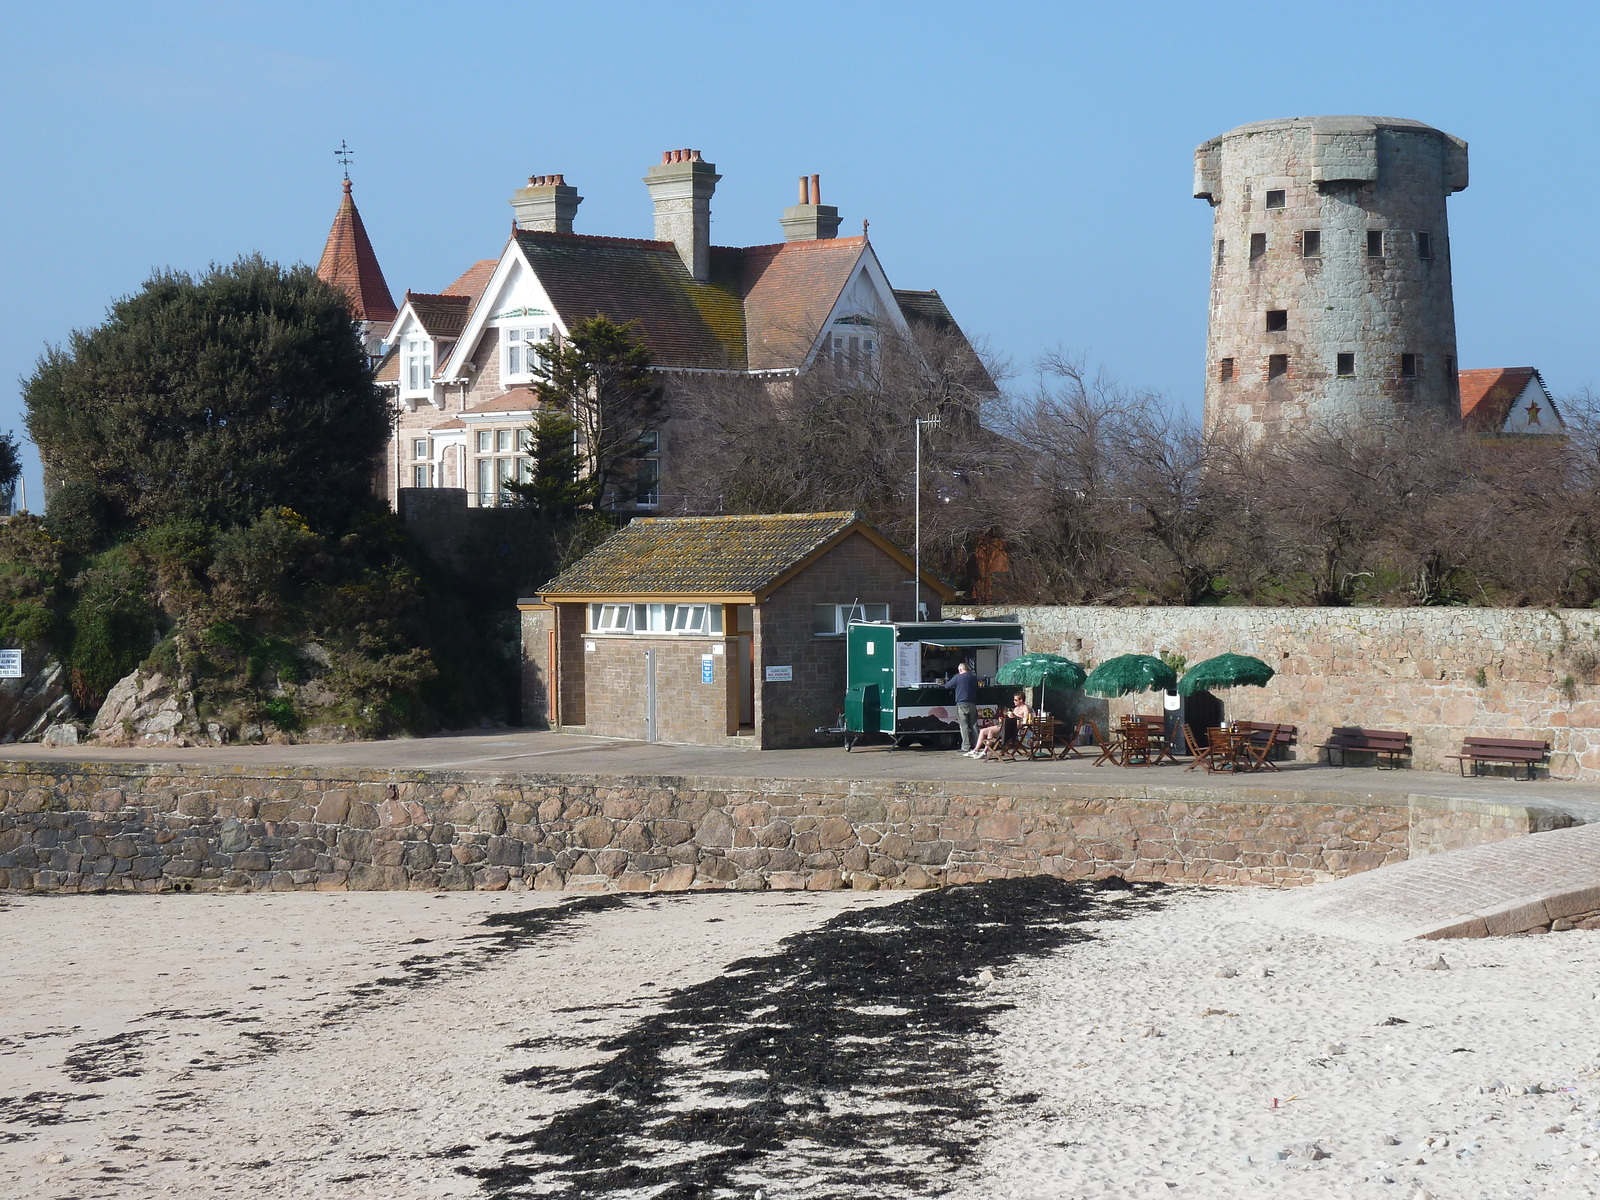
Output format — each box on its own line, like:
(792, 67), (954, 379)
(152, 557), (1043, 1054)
(1264, 821), (1600, 941)
(4, 728), (1597, 822)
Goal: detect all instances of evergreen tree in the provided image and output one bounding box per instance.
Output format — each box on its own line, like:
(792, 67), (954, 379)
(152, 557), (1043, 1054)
(24, 255), (389, 543)
(525, 315), (661, 510)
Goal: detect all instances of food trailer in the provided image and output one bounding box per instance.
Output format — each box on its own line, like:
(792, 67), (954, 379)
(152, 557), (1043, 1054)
(835, 619), (1025, 750)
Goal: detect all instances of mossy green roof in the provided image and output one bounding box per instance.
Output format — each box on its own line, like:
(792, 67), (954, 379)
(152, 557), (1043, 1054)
(540, 512), (868, 598)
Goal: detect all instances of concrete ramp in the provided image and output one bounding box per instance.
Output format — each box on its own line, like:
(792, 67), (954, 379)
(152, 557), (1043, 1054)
(1263, 823), (1600, 942)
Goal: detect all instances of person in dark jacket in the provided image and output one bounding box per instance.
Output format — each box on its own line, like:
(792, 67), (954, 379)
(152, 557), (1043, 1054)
(952, 661), (979, 752)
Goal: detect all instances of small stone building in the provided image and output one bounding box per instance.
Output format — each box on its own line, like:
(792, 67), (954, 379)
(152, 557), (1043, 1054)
(519, 512), (953, 748)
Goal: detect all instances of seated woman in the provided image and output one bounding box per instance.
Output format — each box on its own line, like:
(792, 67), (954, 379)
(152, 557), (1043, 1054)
(967, 693), (1033, 758)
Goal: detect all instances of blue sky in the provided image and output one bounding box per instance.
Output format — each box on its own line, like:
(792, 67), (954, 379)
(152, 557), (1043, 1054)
(2, 1), (1597, 505)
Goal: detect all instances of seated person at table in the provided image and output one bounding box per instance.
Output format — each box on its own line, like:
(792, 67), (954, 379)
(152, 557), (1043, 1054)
(967, 693), (1033, 758)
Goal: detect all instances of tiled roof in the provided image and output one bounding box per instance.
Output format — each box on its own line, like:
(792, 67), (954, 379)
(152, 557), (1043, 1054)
(462, 387), (540, 415)
(372, 345), (398, 384)
(443, 259), (497, 306)
(1459, 367), (1553, 432)
(892, 288), (997, 395)
(515, 231), (744, 369)
(430, 417), (466, 430)
(316, 180), (398, 323)
(738, 237), (865, 371)
(405, 292), (473, 339)
(540, 511), (868, 597)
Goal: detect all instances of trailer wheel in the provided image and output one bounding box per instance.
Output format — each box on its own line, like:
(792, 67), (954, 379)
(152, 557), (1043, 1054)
(939, 732), (960, 751)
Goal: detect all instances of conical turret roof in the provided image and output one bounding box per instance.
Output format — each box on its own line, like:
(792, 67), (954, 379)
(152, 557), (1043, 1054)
(316, 179), (397, 323)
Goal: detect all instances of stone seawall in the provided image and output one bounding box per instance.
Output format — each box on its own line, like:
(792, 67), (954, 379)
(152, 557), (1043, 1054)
(0, 762), (1570, 895)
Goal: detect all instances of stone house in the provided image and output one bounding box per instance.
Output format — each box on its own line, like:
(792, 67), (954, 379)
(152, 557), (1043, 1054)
(314, 153), (987, 514)
(519, 512), (954, 748)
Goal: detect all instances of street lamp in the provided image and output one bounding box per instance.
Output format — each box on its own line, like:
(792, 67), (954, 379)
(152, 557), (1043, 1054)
(914, 416), (940, 620)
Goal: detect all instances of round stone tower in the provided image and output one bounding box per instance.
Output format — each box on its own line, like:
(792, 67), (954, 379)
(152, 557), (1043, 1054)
(1195, 116), (1468, 438)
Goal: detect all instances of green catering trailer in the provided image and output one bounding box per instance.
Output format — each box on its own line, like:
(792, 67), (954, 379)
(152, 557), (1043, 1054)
(834, 619), (1025, 750)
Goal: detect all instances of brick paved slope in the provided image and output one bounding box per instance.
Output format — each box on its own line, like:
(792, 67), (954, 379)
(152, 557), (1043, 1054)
(1266, 822), (1600, 941)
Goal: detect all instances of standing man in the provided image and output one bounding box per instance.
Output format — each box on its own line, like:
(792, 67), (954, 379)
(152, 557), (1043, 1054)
(952, 661), (980, 753)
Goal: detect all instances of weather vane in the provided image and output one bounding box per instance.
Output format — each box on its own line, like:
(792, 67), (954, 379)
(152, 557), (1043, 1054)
(334, 139), (354, 181)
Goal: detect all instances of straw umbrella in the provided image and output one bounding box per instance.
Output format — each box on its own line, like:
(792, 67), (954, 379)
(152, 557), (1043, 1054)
(995, 652), (1087, 716)
(1082, 654), (1179, 698)
(1177, 652), (1275, 696)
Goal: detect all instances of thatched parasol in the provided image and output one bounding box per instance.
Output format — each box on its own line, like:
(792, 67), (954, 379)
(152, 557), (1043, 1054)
(1082, 654), (1179, 699)
(1177, 652), (1275, 696)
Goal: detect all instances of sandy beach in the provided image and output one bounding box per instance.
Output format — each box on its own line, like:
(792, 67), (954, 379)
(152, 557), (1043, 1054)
(967, 887), (1600, 1199)
(2, 881), (1597, 1199)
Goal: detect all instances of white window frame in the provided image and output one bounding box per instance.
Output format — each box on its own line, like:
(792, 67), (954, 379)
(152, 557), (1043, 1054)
(476, 430), (493, 454)
(814, 602), (890, 636)
(412, 464), (430, 488)
(412, 438), (429, 460)
(404, 337), (432, 395)
(502, 325), (552, 382)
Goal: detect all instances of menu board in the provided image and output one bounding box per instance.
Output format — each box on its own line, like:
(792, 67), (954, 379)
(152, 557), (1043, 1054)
(896, 640), (920, 687)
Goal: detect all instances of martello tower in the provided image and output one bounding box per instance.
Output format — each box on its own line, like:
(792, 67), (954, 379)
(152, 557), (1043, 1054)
(1195, 116), (1468, 437)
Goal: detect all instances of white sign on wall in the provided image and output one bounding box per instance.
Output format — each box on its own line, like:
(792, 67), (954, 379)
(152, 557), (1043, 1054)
(764, 665), (793, 682)
(0, 650), (21, 679)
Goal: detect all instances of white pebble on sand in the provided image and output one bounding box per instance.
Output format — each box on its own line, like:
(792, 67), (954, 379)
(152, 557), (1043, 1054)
(952, 887), (1600, 1200)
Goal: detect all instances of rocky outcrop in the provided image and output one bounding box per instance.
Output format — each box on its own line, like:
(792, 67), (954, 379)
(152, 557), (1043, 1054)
(90, 670), (211, 746)
(0, 657), (76, 744)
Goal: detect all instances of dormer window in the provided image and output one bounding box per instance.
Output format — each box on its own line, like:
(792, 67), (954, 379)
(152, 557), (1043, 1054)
(503, 326), (552, 380)
(404, 337), (432, 393)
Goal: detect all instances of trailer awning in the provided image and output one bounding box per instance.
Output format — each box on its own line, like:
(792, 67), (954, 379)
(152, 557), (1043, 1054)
(918, 638), (1019, 648)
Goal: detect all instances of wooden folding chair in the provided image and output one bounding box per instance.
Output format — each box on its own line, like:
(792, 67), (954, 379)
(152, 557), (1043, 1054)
(1087, 719), (1122, 766)
(1182, 724), (1214, 771)
(981, 715), (1022, 761)
(1120, 723), (1152, 767)
(1241, 723), (1283, 772)
(1055, 716), (1087, 760)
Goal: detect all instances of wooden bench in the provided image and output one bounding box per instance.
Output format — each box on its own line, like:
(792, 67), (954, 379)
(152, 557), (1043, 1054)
(1446, 736), (1549, 781)
(1233, 720), (1297, 760)
(1315, 727), (1411, 770)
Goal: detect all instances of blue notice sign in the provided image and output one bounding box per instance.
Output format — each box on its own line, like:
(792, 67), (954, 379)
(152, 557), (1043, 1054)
(701, 654), (715, 684)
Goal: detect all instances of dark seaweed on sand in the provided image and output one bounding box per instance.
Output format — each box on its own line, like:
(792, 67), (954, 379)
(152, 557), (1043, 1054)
(470, 875), (1165, 1200)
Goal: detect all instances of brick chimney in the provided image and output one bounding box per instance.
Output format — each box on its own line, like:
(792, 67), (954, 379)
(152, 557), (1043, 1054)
(780, 173), (841, 242)
(643, 149), (719, 281)
(510, 174), (582, 233)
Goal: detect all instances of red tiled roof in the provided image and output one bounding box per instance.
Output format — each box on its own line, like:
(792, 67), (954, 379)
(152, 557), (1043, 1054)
(1459, 367), (1552, 432)
(462, 387), (540, 415)
(443, 259), (497, 306)
(316, 180), (397, 323)
(430, 417), (467, 430)
(372, 345), (398, 384)
(515, 231), (744, 369)
(405, 292), (473, 339)
(737, 237), (865, 371)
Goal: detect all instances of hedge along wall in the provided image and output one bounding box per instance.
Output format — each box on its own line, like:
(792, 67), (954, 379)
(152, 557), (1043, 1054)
(951, 606), (1600, 781)
(0, 761), (1569, 895)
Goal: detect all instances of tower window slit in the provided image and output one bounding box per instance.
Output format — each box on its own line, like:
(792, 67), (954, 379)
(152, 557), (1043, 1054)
(1267, 354), (1289, 380)
(1249, 233), (1266, 260)
(1264, 189), (1285, 209)
(1265, 309), (1287, 333)
(1219, 357), (1234, 382)
(1416, 231), (1433, 260)
(1367, 230), (1385, 258)
(1336, 353), (1355, 377)
(1302, 230), (1320, 257)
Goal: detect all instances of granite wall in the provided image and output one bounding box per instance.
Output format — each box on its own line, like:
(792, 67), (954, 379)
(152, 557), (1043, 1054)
(952, 605), (1600, 781)
(0, 761), (1568, 895)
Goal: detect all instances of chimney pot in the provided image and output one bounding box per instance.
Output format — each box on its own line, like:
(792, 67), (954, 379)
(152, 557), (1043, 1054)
(780, 173), (841, 242)
(511, 172), (583, 233)
(643, 148), (720, 280)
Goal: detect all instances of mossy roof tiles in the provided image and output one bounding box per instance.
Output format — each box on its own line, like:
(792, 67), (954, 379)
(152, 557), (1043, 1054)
(539, 511), (863, 597)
